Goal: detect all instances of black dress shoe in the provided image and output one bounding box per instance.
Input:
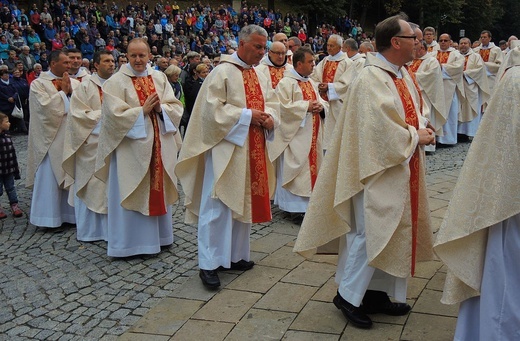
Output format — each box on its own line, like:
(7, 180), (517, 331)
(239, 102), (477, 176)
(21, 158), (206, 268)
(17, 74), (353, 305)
(361, 290), (411, 316)
(199, 269), (220, 289)
(333, 293), (372, 329)
(230, 260), (255, 271)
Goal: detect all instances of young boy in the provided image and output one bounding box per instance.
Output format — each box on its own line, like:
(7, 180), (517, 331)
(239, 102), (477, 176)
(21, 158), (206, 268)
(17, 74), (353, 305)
(0, 113), (23, 218)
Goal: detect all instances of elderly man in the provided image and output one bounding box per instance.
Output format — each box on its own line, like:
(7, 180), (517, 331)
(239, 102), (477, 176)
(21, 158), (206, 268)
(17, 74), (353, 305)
(434, 44), (520, 341)
(311, 34), (353, 150)
(432, 33), (465, 146)
(256, 41), (292, 89)
(66, 48), (89, 81)
(176, 25), (279, 289)
(407, 25), (446, 153)
(269, 47), (326, 223)
(473, 30), (503, 90)
(457, 37), (490, 139)
(295, 15), (435, 329)
(179, 51), (201, 85)
(359, 41), (375, 54)
(19, 46), (37, 72)
(272, 32), (292, 63)
(95, 38), (183, 257)
(63, 51), (115, 242)
(27, 50), (81, 228)
(423, 26), (439, 52)
(156, 57), (169, 72)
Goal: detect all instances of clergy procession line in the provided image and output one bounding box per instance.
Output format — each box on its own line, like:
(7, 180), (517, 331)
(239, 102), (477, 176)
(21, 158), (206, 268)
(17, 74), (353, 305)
(16, 11), (519, 340)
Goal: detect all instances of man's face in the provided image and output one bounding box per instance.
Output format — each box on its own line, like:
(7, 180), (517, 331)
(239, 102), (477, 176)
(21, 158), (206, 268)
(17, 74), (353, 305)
(439, 34), (451, 50)
(287, 40), (298, 53)
(395, 20), (416, 63)
(480, 33), (491, 46)
(295, 52), (315, 77)
(9, 51), (15, 59)
(118, 56), (128, 65)
(127, 41), (150, 73)
(273, 33), (288, 48)
(326, 38), (341, 56)
(423, 30), (435, 44)
(158, 58), (168, 70)
(459, 39), (470, 54)
(68, 52), (82, 70)
(51, 53), (71, 76)
(238, 33), (267, 66)
(413, 27), (423, 58)
(95, 53), (115, 79)
(268, 44), (286, 66)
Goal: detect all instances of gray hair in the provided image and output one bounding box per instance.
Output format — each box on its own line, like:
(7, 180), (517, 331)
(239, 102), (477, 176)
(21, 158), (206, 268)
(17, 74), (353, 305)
(343, 38), (358, 51)
(360, 41), (375, 52)
(328, 34), (343, 47)
(186, 51), (201, 60)
(239, 25), (268, 42)
(164, 64), (181, 77)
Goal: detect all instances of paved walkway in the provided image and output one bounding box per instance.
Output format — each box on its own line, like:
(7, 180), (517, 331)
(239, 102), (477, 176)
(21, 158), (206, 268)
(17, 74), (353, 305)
(1, 134), (468, 340)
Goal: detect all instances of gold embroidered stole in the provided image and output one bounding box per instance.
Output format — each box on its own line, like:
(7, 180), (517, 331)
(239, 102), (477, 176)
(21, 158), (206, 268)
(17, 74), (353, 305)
(388, 72), (420, 276)
(131, 75), (167, 216)
(463, 55), (469, 71)
(298, 80), (320, 190)
(479, 48), (490, 62)
(268, 66), (284, 89)
(408, 59), (423, 74)
(321, 60), (339, 101)
(404, 65), (424, 115)
(436, 51), (450, 65)
(52, 78), (62, 91)
(241, 67), (271, 223)
(427, 45), (433, 53)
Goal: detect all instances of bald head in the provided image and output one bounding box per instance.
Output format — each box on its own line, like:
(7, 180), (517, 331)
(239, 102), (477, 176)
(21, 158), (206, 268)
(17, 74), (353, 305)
(273, 33), (289, 48)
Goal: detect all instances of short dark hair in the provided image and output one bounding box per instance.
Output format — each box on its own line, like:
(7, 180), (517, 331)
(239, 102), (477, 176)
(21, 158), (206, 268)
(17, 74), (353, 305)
(293, 46), (314, 66)
(375, 15), (404, 53)
(49, 49), (67, 63)
(93, 50), (113, 64)
(481, 30), (492, 38)
(65, 47), (82, 55)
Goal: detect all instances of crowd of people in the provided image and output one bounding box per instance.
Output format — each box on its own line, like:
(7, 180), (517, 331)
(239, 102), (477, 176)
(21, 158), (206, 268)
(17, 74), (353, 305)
(0, 0), (517, 339)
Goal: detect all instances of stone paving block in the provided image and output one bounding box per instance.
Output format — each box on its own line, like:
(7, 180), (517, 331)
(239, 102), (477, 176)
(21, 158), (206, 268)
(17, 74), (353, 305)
(311, 277), (338, 302)
(308, 254), (339, 266)
(257, 246), (305, 269)
(431, 190), (454, 201)
(254, 282), (318, 313)
(270, 222), (301, 236)
(407, 277), (428, 300)
(192, 289), (261, 323)
(171, 273), (238, 301)
(289, 300), (346, 334)
(401, 312), (456, 341)
(225, 265), (289, 293)
(282, 261), (336, 287)
(428, 197), (450, 212)
(171, 320), (234, 341)
(413, 289), (459, 317)
(282, 330), (340, 340)
(119, 333), (170, 341)
(431, 207), (447, 219)
(430, 216), (443, 234)
(128, 298), (203, 335)
(225, 308), (296, 341)
(414, 260), (443, 279)
(250, 233), (296, 254)
(250, 251), (269, 263)
(426, 272), (446, 291)
(341, 322), (403, 340)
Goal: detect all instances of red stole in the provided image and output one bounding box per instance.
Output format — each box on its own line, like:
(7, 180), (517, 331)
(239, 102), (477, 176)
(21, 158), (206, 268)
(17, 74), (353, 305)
(52, 78), (62, 91)
(320, 60), (339, 101)
(97, 85), (103, 103)
(388, 72), (420, 276)
(427, 45), (434, 53)
(408, 59), (423, 74)
(76, 76), (84, 82)
(297, 80), (320, 190)
(436, 51), (450, 64)
(268, 66), (285, 89)
(404, 66), (424, 115)
(479, 48), (490, 62)
(131, 75), (167, 216)
(241, 67), (271, 223)
(463, 54), (469, 71)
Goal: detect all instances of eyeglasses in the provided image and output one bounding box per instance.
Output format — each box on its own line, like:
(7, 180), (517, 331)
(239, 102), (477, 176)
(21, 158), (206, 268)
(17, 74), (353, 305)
(269, 51), (286, 56)
(394, 35), (417, 40)
(438, 39), (450, 42)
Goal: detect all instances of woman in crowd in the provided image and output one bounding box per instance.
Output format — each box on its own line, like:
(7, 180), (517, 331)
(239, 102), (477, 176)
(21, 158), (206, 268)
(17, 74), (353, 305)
(181, 62), (208, 133)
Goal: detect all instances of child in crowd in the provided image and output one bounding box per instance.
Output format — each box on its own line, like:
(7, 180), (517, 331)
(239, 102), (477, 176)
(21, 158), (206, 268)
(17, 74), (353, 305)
(0, 113), (23, 218)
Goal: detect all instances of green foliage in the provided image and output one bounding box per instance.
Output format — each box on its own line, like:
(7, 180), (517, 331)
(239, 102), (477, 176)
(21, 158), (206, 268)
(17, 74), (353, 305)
(283, 0), (349, 18)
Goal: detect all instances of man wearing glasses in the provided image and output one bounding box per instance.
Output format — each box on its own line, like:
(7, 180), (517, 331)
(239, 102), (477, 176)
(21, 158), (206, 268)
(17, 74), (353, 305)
(256, 41), (292, 89)
(295, 14), (435, 329)
(431, 33), (465, 146)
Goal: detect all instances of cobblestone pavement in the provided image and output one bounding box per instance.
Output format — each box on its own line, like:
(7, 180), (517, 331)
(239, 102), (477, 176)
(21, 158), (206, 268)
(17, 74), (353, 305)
(0, 134), (470, 340)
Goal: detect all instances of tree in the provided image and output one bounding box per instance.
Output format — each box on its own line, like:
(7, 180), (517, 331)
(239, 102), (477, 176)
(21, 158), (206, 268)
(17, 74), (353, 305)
(283, 0), (349, 36)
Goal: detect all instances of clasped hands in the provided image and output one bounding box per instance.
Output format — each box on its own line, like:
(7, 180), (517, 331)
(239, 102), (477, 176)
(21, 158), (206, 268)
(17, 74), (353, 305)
(143, 93), (162, 115)
(307, 100), (323, 115)
(418, 128), (436, 146)
(318, 82), (328, 94)
(251, 109), (274, 130)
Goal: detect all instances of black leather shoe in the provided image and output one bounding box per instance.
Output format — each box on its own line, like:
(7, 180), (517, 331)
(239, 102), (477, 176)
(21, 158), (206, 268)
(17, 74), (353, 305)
(333, 293), (372, 329)
(361, 290), (411, 316)
(199, 269), (220, 289)
(230, 260), (255, 271)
